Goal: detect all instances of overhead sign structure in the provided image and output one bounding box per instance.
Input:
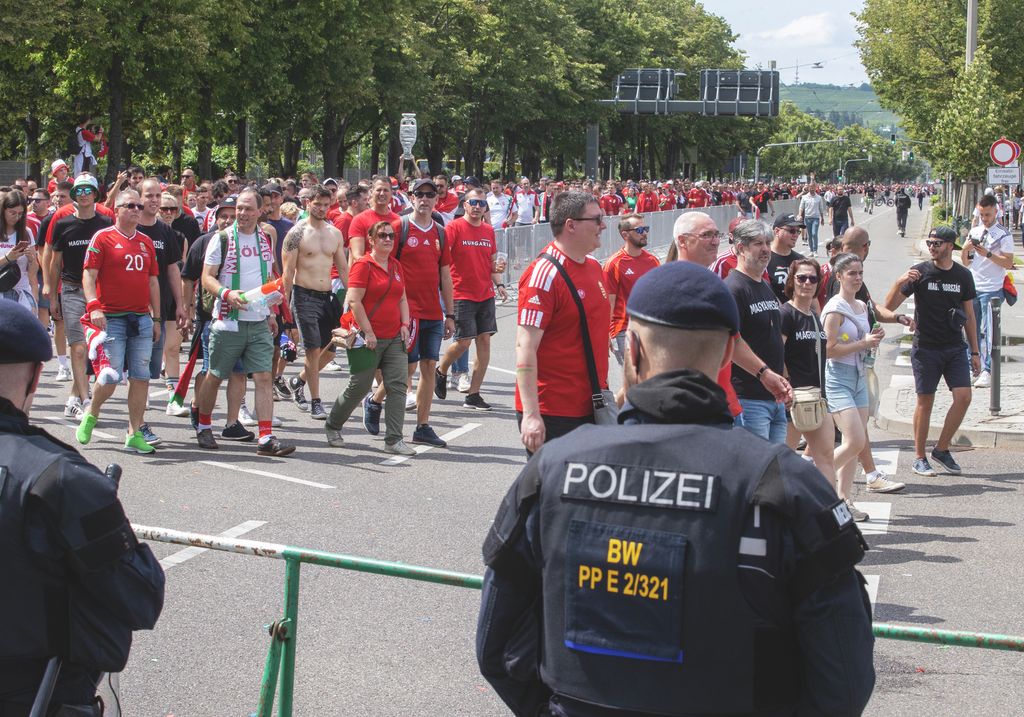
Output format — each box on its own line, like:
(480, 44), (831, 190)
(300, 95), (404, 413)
(989, 137), (1020, 167)
(986, 166), (1021, 186)
(598, 68), (779, 118)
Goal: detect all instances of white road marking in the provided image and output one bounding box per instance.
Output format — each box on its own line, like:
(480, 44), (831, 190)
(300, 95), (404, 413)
(158, 520), (267, 570)
(856, 502), (893, 536)
(890, 375), (915, 388)
(380, 422), (482, 465)
(863, 574), (880, 614)
(894, 353), (912, 367)
(199, 460), (335, 489)
(149, 388), (169, 398)
(487, 365), (517, 376)
(38, 415), (117, 440)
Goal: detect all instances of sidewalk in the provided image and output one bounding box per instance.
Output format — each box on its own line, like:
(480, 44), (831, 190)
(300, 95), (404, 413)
(875, 213), (1024, 449)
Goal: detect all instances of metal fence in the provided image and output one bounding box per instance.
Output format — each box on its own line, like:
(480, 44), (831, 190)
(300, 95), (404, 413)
(496, 199), (799, 286)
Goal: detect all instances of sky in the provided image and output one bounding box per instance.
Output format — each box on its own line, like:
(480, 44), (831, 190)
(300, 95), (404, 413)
(709, 1), (869, 87)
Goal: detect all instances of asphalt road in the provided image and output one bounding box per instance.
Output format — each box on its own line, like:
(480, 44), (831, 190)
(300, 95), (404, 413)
(27, 200), (1024, 715)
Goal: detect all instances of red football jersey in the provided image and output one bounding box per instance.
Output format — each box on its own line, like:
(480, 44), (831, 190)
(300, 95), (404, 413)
(603, 248), (660, 337)
(390, 217), (452, 320)
(445, 217), (496, 302)
(82, 226), (159, 314)
(348, 254), (405, 338)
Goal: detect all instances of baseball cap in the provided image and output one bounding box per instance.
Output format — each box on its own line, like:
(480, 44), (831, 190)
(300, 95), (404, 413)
(261, 182), (282, 195)
(627, 262), (739, 335)
(773, 213), (805, 229)
(215, 195), (238, 217)
(322, 177), (339, 187)
(51, 159), (68, 174)
(463, 176), (481, 188)
(411, 178), (438, 193)
(928, 226), (958, 243)
(0, 298), (53, 363)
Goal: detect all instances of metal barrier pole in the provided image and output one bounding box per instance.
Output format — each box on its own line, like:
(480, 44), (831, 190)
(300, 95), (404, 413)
(872, 622), (1024, 652)
(278, 558), (301, 717)
(990, 298), (1001, 415)
(256, 619), (290, 717)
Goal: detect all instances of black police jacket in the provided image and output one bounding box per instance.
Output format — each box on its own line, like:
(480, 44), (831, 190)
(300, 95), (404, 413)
(0, 398), (165, 705)
(476, 370), (875, 717)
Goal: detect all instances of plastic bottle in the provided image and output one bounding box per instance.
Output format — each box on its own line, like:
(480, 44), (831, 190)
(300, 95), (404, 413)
(864, 321), (881, 368)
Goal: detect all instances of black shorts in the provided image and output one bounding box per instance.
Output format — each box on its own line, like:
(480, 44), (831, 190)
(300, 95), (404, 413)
(454, 297), (497, 340)
(291, 285), (341, 351)
(911, 344), (971, 395)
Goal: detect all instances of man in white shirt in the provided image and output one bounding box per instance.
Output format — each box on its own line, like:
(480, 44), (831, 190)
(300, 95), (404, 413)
(797, 184), (825, 257)
(961, 193), (1014, 388)
(512, 178), (537, 225)
(487, 179), (516, 228)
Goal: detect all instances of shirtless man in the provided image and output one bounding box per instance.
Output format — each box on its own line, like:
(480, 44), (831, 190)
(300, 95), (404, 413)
(282, 185), (347, 420)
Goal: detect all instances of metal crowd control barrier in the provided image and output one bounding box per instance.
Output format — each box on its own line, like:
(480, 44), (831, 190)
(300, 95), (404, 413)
(495, 200), (799, 288)
(134, 521), (1024, 716)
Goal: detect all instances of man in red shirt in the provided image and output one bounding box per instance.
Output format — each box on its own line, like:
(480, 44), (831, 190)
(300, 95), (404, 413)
(635, 182), (659, 213)
(433, 187), (507, 410)
(598, 182), (622, 216)
(686, 181), (710, 208)
(516, 191), (611, 454)
(434, 175), (460, 224)
(76, 189), (162, 454)
(333, 185), (369, 250)
(347, 179), (400, 265)
(604, 213), (660, 365)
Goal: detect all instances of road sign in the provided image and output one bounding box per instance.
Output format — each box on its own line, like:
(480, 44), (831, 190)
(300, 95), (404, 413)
(986, 166), (1021, 185)
(989, 137), (1020, 167)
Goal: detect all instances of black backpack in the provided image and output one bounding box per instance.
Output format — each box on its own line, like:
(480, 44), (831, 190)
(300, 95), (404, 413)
(395, 215), (445, 264)
(67, 127), (82, 159)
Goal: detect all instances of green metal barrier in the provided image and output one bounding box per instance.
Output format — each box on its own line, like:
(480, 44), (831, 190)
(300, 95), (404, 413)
(133, 524), (1024, 717)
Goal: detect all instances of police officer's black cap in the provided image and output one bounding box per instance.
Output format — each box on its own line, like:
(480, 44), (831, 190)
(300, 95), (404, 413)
(626, 262), (740, 335)
(928, 225), (958, 243)
(0, 298), (53, 363)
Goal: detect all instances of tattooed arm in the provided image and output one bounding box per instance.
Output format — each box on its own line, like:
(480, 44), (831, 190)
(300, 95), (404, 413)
(281, 221), (305, 298)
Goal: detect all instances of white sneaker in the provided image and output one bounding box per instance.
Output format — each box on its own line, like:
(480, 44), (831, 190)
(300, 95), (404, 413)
(166, 401), (190, 417)
(973, 370), (991, 388)
(384, 439), (416, 456)
(457, 373), (472, 393)
(239, 403), (257, 426)
(55, 364), (72, 382)
(322, 361), (343, 372)
(64, 396), (84, 418)
(449, 372), (463, 390)
(865, 471), (906, 493)
(405, 393), (417, 411)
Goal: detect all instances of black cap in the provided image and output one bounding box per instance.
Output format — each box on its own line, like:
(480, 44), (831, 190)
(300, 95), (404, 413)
(0, 298), (53, 363)
(929, 225), (958, 243)
(261, 182), (282, 195)
(463, 176), (481, 187)
(626, 262), (739, 335)
(412, 178), (438, 193)
(323, 177), (339, 187)
(215, 195), (237, 216)
(773, 213), (805, 229)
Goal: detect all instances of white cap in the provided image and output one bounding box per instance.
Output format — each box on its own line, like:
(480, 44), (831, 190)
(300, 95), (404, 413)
(51, 159), (69, 174)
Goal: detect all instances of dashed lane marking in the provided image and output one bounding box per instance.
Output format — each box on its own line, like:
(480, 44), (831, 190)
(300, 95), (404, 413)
(199, 460), (335, 489)
(380, 422), (483, 466)
(863, 574), (880, 614)
(856, 502), (892, 536)
(894, 353), (912, 367)
(487, 365), (516, 376)
(158, 520), (267, 570)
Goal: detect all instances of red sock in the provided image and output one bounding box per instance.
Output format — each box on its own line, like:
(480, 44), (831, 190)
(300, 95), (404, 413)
(258, 420), (272, 441)
(198, 413), (212, 431)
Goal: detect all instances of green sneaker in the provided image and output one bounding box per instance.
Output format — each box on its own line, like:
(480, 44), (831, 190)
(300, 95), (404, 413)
(76, 413), (97, 445)
(124, 430), (156, 454)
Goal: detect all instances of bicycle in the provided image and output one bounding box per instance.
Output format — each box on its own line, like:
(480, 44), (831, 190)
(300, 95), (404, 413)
(874, 196), (895, 208)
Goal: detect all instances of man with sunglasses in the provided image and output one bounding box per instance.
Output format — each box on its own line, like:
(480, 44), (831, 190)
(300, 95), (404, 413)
(604, 214), (660, 366)
(884, 226), (980, 477)
(486, 178), (516, 228)
(767, 214), (806, 305)
(49, 174), (113, 420)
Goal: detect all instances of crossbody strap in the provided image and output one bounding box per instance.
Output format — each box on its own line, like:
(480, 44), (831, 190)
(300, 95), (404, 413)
(363, 260), (394, 324)
(810, 309), (825, 388)
(541, 253), (602, 402)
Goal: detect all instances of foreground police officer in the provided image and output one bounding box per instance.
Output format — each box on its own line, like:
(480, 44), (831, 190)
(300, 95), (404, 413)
(0, 298), (165, 716)
(476, 262), (875, 717)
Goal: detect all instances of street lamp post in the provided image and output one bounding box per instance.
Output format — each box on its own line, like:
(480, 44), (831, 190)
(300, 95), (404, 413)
(754, 137), (845, 183)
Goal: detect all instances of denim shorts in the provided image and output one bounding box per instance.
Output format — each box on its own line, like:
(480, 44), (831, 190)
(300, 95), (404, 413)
(103, 314), (154, 384)
(825, 361), (868, 412)
(408, 318), (444, 364)
(60, 284), (87, 344)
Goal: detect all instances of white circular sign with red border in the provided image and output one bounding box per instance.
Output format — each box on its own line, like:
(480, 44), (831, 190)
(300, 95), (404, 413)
(990, 137), (1020, 167)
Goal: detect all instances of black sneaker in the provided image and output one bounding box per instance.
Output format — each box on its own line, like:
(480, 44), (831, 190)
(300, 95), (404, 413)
(310, 398), (327, 420)
(412, 424), (447, 447)
(463, 392), (491, 411)
(930, 448), (962, 475)
(362, 395), (382, 435)
(289, 377), (309, 411)
(257, 435), (296, 457)
(273, 376), (291, 400)
(196, 428), (219, 450)
(190, 404), (199, 431)
(221, 421), (255, 442)
(433, 368), (448, 400)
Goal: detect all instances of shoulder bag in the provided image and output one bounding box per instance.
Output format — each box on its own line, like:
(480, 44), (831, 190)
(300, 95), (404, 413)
(791, 309), (828, 433)
(541, 253), (618, 425)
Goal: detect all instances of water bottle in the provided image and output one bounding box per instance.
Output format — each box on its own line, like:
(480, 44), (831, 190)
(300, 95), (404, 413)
(864, 321), (881, 368)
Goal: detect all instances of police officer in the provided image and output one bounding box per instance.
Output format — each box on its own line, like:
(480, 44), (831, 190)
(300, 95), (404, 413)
(476, 262), (875, 717)
(0, 298), (165, 716)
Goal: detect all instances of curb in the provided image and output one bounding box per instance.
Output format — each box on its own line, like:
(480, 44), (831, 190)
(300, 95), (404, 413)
(875, 386), (1024, 451)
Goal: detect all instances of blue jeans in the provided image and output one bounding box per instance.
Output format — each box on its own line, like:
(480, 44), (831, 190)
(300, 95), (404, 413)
(149, 319), (166, 380)
(104, 314), (154, 384)
(832, 218), (849, 238)
(973, 290), (1004, 373)
(804, 217), (820, 253)
(453, 347), (470, 374)
(737, 398), (788, 444)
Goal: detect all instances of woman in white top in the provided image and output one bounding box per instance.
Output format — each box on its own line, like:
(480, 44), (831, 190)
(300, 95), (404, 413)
(0, 189), (39, 312)
(822, 253), (883, 521)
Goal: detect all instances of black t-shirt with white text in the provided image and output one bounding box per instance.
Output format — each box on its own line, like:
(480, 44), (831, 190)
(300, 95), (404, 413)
(51, 214), (113, 284)
(726, 270), (784, 401)
(900, 261), (977, 349)
(767, 250), (804, 305)
(780, 303), (825, 392)
(136, 220), (183, 319)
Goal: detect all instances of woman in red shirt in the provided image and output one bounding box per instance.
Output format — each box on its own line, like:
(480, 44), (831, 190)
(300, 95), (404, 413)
(325, 221), (414, 455)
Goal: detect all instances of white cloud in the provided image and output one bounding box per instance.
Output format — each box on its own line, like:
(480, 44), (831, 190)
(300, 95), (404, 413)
(750, 13), (836, 48)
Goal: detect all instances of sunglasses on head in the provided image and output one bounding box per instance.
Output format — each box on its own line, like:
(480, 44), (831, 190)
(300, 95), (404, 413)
(795, 274), (820, 284)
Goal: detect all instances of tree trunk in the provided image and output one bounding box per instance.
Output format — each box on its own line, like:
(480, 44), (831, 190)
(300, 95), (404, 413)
(267, 132), (282, 177)
(105, 55), (125, 185)
(197, 82), (213, 181)
(555, 153), (564, 181)
(501, 132), (512, 180)
(369, 127), (381, 176)
(320, 110), (344, 179)
(24, 113), (40, 182)
(235, 117), (247, 176)
(387, 119), (402, 178)
(171, 139), (182, 178)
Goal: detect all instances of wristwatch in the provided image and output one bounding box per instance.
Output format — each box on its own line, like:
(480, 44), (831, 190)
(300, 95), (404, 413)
(755, 365), (769, 379)
(444, 313), (455, 320)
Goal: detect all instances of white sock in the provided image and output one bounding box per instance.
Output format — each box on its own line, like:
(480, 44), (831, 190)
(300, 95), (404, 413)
(58, 355), (69, 368)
